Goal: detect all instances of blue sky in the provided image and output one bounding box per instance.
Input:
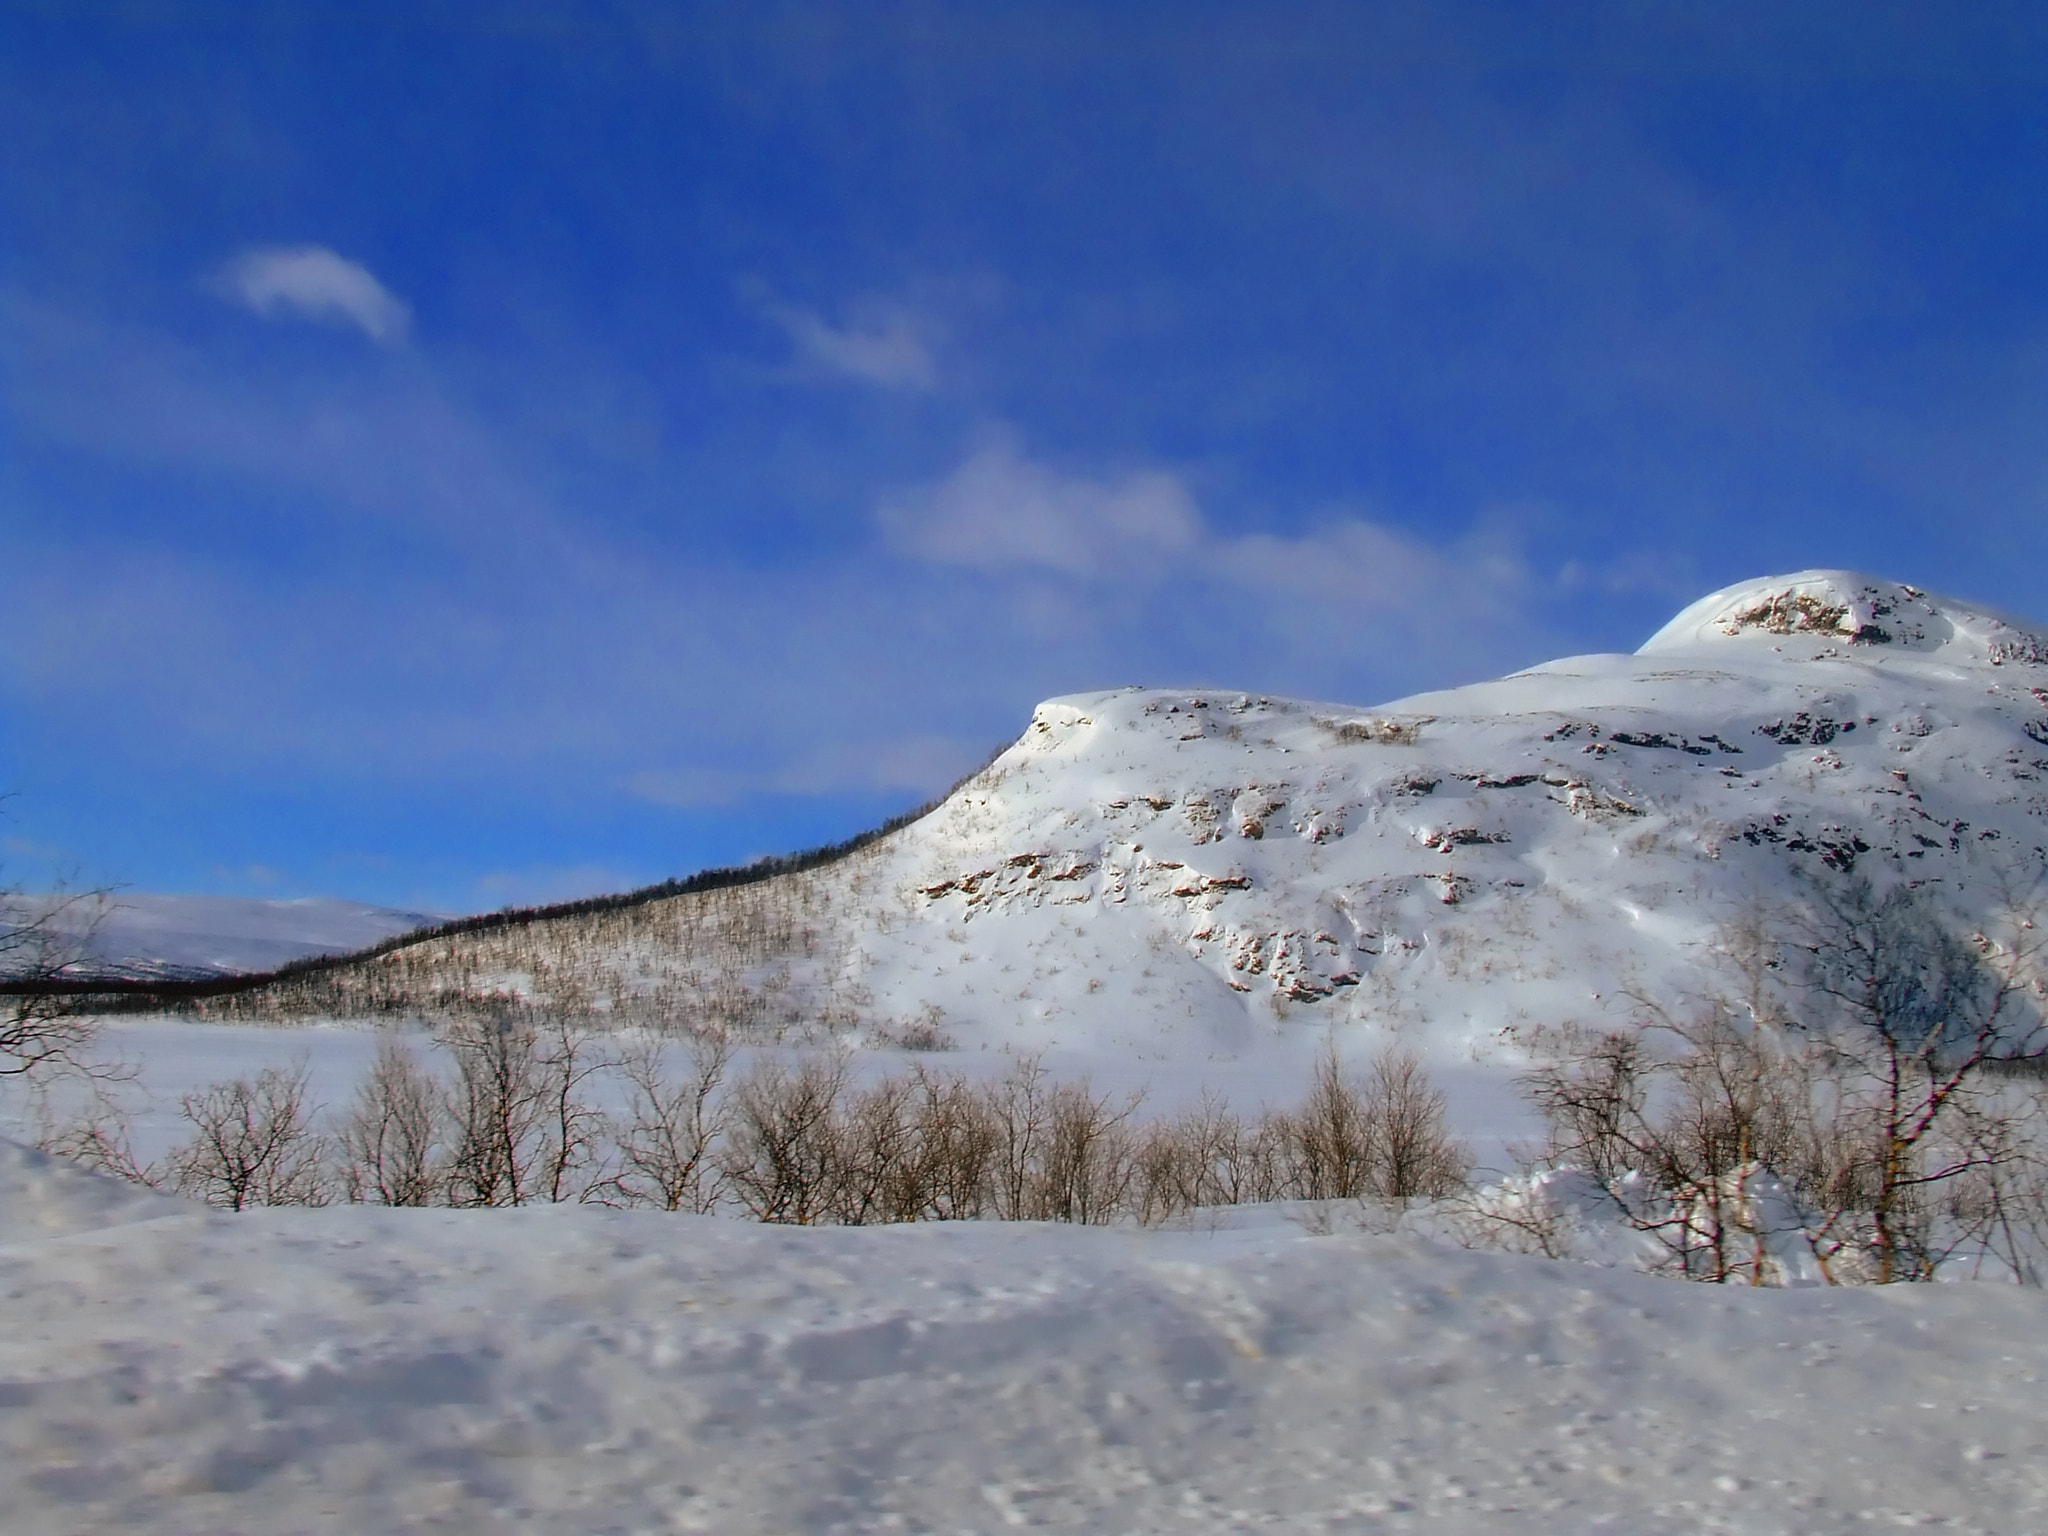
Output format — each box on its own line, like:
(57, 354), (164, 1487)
(5, 2), (2048, 912)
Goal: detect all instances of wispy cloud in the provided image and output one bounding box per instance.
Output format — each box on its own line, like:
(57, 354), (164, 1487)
(0, 285), (1572, 869)
(213, 245), (411, 345)
(880, 428), (1201, 576)
(877, 430), (1569, 693)
(756, 291), (938, 389)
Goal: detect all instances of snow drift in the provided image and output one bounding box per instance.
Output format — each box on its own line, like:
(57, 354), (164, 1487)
(3, 1140), (2046, 1534)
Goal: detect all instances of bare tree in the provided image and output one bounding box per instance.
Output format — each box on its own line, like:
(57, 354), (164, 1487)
(1792, 876), (2048, 1281)
(1, 883), (111, 1080)
(337, 1033), (446, 1206)
(904, 1064), (999, 1220)
(535, 1016), (613, 1204)
(1284, 1042), (1378, 1201)
(1364, 1048), (1470, 1201)
(597, 1034), (731, 1212)
(441, 1015), (552, 1207)
(166, 1060), (330, 1209)
(1036, 1077), (1143, 1224)
(720, 1051), (848, 1224)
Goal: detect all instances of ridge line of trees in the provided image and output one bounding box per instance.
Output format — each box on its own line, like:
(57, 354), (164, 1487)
(1, 746), (1011, 1013)
(46, 1032), (1471, 1226)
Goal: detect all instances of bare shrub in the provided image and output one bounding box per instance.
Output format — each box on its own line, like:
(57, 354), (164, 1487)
(1443, 1173), (1583, 1261)
(1938, 1086), (2048, 1283)
(36, 1078), (160, 1189)
(37, 1015), (1482, 1234)
(868, 1006), (956, 1053)
(1317, 716), (1427, 746)
(437, 1013), (612, 1207)
(1280, 1042), (1377, 1200)
(166, 1061), (330, 1209)
(975, 1057), (1144, 1223)
(1036, 1077), (1143, 1224)
(1496, 875), (2048, 1285)
(1364, 1047), (1471, 1200)
(828, 1070), (925, 1224)
(720, 1052), (849, 1224)
(1133, 1092), (1286, 1224)
(597, 1034), (730, 1212)
(338, 1033), (446, 1206)
(1517, 1013), (1828, 1282)
(905, 1064), (999, 1220)
(985, 1054), (1056, 1221)
(1119, 1048), (1472, 1225)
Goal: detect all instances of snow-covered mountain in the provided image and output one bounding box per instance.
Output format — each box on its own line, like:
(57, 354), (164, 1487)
(17, 894), (444, 979)
(230, 571), (2048, 1060)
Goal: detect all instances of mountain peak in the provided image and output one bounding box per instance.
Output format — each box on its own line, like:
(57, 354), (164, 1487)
(1640, 570), (2048, 665)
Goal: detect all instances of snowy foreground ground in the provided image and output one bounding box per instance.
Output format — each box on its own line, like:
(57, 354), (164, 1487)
(4, 1139), (2046, 1535)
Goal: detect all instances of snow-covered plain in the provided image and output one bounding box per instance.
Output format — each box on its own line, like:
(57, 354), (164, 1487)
(11, 570), (2048, 1532)
(4, 1140), (2046, 1534)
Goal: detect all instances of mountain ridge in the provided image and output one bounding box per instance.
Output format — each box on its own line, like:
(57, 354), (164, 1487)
(154, 570), (2048, 1058)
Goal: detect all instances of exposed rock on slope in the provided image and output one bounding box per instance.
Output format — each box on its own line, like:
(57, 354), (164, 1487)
(215, 572), (2048, 1057)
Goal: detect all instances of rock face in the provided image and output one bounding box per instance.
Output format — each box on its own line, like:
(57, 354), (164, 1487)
(230, 571), (2048, 1058)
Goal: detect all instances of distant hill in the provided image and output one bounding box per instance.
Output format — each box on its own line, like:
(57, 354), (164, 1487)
(8, 893), (447, 979)
(186, 571), (2048, 1057)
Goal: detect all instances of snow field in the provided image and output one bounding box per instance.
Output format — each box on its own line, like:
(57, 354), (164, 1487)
(2, 1145), (2045, 1534)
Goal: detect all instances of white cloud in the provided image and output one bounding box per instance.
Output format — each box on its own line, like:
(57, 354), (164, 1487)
(876, 431), (1568, 698)
(0, 292), (1567, 832)
(214, 245), (411, 344)
(760, 296), (937, 389)
(880, 429), (1202, 577)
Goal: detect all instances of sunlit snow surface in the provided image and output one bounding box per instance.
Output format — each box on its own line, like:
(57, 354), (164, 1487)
(3, 1141), (2046, 1534)
(839, 569), (2048, 1060)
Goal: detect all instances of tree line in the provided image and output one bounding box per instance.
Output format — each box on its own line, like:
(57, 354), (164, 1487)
(14, 864), (2048, 1282)
(45, 1028), (1469, 1228)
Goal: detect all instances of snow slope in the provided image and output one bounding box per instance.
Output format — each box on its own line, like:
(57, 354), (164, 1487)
(12, 894), (444, 977)
(264, 571), (2048, 1067)
(3, 1142), (2045, 1534)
